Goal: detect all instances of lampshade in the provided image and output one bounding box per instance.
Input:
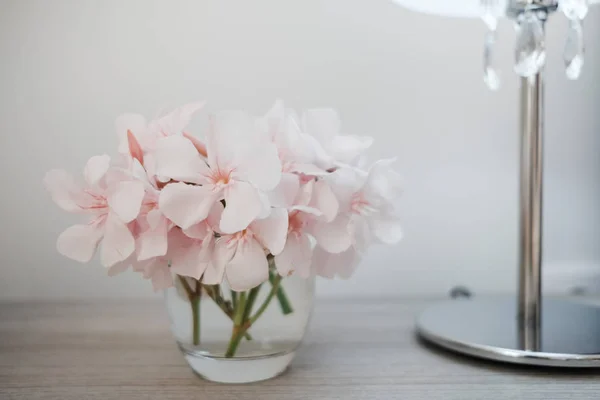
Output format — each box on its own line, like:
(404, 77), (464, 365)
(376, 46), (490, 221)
(391, 0), (599, 18)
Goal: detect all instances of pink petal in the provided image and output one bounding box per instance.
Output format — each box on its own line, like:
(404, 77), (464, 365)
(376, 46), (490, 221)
(330, 135), (373, 165)
(44, 169), (88, 213)
(148, 264), (173, 291)
(206, 111), (254, 172)
(268, 173), (300, 208)
(108, 180), (145, 223)
(288, 163), (327, 176)
(368, 213), (403, 245)
(170, 237), (212, 280)
(226, 239), (269, 291)
(183, 131), (208, 157)
(149, 102), (205, 137)
(107, 260), (130, 277)
(235, 142), (282, 191)
(310, 180), (339, 222)
(127, 130), (145, 166)
(275, 233), (312, 278)
(302, 108), (340, 144)
(146, 209), (163, 230)
(154, 135), (209, 184)
(159, 182), (219, 229)
(363, 158), (403, 206)
(311, 214), (353, 254)
(116, 113), (147, 154)
(250, 208), (288, 256)
(203, 238), (233, 285)
(183, 222), (210, 240)
(84, 155), (111, 187)
(100, 213), (136, 267)
(220, 181), (262, 234)
(137, 216), (169, 261)
(312, 247), (360, 279)
(57, 223), (104, 263)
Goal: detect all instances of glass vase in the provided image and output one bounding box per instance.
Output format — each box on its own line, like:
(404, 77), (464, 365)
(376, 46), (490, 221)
(164, 272), (316, 383)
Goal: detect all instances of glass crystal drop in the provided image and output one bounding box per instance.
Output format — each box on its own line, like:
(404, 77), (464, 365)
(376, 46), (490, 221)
(560, 0), (589, 20)
(564, 19), (585, 80)
(483, 30), (500, 90)
(514, 12), (546, 78)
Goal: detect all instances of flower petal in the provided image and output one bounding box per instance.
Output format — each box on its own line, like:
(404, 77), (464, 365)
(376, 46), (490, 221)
(363, 158), (403, 206)
(44, 169), (88, 213)
(302, 108), (340, 145)
(159, 182), (219, 229)
(275, 232), (313, 278)
(311, 214), (353, 254)
(154, 135), (209, 184)
(310, 179), (339, 222)
(137, 216), (169, 261)
(330, 135), (373, 165)
(250, 208), (288, 255)
(149, 102), (205, 137)
(206, 111), (254, 171)
(56, 223), (104, 263)
(235, 142), (282, 191)
(268, 173), (300, 208)
(311, 247), (360, 279)
(368, 213), (403, 245)
(116, 113), (147, 154)
(220, 181), (262, 234)
(100, 213), (136, 267)
(203, 238), (232, 285)
(226, 239), (269, 291)
(183, 222), (210, 240)
(108, 180), (145, 223)
(170, 236), (212, 280)
(148, 264), (173, 291)
(84, 155), (111, 187)
(127, 130), (145, 166)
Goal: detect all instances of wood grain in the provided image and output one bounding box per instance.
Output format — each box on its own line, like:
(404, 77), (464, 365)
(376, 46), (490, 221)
(1, 299), (598, 400)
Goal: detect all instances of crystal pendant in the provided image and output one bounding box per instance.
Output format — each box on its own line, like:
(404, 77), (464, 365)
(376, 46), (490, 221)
(564, 19), (585, 80)
(559, 0), (589, 20)
(480, 1), (503, 91)
(514, 12), (546, 78)
(484, 30), (500, 90)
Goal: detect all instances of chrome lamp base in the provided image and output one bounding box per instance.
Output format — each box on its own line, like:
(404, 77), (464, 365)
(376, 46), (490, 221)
(416, 1), (600, 369)
(417, 297), (600, 367)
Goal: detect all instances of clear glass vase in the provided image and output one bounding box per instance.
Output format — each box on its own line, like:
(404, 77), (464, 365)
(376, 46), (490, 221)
(164, 272), (316, 383)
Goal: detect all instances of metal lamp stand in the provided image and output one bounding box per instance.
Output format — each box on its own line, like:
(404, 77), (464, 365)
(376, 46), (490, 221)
(416, 0), (600, 367)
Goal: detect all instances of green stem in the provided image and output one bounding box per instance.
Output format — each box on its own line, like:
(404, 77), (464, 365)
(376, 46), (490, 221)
(178, 276), (201, 346)
(203, 285), (252, 341)
(249, 275), (282, 326)
(269, 270), (293, 315)
(224, 277), (284, 358)
(242, 285), (262, 322)
(225, 292), (247, 357)
(230, 290), (238, 309)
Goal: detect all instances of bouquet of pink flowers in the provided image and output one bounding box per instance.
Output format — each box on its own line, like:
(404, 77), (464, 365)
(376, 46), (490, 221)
(45, 100), (402, 359)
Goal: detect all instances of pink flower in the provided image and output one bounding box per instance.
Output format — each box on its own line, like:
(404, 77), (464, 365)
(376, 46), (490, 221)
(44, 155), (145, 267)
(274, 178), (338, 278)
(301, 108), (373, 170)
(115, 102), (205, 156)
(258, 101), (330, 209)
(209, 208), (289, 291)
(109, 204), (223, 291)
(310, 159), (403, 278)
(155, 111), (282, 233)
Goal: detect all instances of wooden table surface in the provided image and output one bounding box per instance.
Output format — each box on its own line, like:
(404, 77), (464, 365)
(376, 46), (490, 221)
(1, 299), (599, 400)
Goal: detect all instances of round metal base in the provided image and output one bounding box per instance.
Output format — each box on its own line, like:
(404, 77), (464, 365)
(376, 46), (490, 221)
(416, 297), (600, 367)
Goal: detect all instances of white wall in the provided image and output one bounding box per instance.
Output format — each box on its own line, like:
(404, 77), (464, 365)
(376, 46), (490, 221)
(1, 0), (599, 300)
